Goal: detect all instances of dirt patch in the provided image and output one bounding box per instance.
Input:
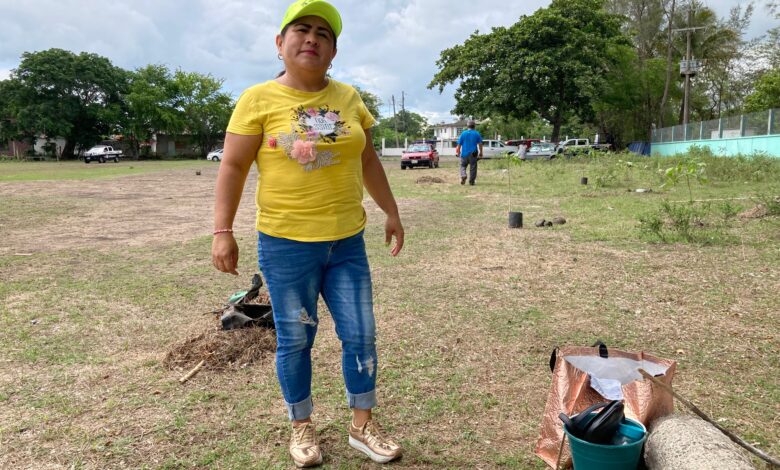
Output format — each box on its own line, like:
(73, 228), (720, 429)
(416, 176), (446, 184)
(0, 166), (257, 255)
(163, 325), (276, 371)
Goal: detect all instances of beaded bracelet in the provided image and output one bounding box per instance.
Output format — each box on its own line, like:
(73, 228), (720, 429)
(213, 228), (234, 235)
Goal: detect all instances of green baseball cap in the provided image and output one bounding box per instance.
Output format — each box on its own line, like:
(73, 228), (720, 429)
(280, 0), (342, 38)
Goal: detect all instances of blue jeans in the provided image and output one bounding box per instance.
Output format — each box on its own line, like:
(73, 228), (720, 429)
(257, 230), (378, 421)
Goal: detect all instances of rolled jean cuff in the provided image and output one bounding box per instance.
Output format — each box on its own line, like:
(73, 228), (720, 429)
(285, 396), (314, 421)
(347, 389), (377, 410)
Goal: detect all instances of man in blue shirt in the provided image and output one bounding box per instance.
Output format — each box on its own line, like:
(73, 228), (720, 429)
(455, 120), (483, 185)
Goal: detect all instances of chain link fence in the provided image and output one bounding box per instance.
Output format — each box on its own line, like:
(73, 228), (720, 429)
(652, 109), (779, 143)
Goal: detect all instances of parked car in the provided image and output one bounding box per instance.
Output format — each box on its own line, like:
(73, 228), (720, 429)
(401, 143), (439, 169)
(556, 138), (612, 155)
(206, 148), (224, 161)
(481, 139), (518, 159)
(505, 138), (541, 151)
(523, 142), (558, 160)
(84, 145), (122, 163)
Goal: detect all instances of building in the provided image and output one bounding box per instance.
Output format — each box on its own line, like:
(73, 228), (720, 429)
(431, 119), (477, 156)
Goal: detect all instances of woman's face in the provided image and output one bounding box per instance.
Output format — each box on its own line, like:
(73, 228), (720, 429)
(276, 15), (337, 75)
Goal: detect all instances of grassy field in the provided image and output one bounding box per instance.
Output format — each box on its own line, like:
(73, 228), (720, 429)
(0, 154), (778, 469)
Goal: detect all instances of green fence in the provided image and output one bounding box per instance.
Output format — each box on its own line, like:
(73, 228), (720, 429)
(651, 108), (780, 157)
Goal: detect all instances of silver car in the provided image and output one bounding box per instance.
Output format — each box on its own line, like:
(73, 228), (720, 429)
(481, 139), (519, 159)
(523, 142), (557, 160)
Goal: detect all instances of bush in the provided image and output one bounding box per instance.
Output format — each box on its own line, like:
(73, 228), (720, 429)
(638, 201), (734, 245)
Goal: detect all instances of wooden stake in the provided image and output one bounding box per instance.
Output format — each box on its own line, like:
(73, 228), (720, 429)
(555, 432), (567, 470)
(179, 360), (206, 384)
(638, 368), (780, 468)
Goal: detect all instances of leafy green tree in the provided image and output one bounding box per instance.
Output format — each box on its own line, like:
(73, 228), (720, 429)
(593, 46), (668, 143)
(123, 65), (183, 157)
(171, 70), (233, 158)
(429, 0), (628, 141)
(373, 110), (430, 148)
(0, 79), (23, 148)
(744, 68), (780, 112)
(353, 85), (382, 120)
(475, 114), (556, 141)
(7, 48), (126, 159)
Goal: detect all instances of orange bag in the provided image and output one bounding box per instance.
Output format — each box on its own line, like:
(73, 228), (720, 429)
(535, 343), (676, 468)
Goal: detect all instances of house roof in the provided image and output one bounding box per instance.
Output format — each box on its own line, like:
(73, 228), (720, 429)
(432, 120), (469, 128)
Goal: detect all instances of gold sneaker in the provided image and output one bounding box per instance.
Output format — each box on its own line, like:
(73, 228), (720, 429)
(289, 422), (323, 468)
(348, 419), (403, 463)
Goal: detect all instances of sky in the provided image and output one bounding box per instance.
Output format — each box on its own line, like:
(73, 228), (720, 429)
(0, 0), (777, 125)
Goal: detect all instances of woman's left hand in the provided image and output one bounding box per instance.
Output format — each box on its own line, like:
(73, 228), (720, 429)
(385, 214), (404, 256)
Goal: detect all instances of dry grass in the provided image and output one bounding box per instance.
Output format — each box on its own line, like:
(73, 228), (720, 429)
(0, 159), (777, 469)
(163, 325), (276, 372)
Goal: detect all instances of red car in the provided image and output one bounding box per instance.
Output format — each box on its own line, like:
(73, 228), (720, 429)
(401, 143), (439, 169)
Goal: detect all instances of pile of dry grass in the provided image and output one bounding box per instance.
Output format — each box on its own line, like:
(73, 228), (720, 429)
(416, 176), (446, 184)
(163, 324), (276, 371)
(739, 203), (768, 219)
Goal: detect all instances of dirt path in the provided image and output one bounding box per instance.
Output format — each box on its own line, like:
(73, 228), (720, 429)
(0, 166), (257, 255)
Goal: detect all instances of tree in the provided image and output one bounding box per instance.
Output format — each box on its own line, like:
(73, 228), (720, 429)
(7, 48), (126, 159)
(371, 110), (431, 149)
(353, 85), (382, 120)
(0, 79), (23, 148)
(744, 68), (780, 112)
(123, 65), (183, 157)
(429, 0), (628, 141)
(171, 70), (233, 158)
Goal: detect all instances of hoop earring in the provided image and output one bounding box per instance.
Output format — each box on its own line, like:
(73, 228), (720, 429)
(328, 63), (333, 69)
(277, 54), (283, 60)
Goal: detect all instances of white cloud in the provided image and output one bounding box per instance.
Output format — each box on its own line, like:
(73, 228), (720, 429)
(0, 0), (776, 120)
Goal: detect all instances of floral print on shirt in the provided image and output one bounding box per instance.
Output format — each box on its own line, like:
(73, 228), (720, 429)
(271, 105), (351, 172)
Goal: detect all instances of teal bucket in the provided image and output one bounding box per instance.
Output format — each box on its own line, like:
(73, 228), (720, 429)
(564, 415), (647, 470)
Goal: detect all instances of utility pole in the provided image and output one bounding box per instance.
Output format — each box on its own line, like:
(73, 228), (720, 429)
(391, 95), (399, 148)
(401, 91), (406, 137)
(673, 6), (705, 129)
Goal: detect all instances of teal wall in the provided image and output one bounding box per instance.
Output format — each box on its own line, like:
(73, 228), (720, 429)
(652, 135), (780, 157)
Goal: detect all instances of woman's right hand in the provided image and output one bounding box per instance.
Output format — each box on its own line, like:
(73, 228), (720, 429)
(211, 132), (262, 276)
(212, 233), (240, 275)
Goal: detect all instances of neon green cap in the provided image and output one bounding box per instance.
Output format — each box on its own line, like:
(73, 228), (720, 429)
(280, 0), (342, 38)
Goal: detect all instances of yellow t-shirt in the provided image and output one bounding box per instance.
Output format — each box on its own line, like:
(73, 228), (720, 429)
(227, 79), (376, 242)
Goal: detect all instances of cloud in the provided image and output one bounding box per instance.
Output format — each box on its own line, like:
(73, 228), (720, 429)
(0, 0), (776, 121)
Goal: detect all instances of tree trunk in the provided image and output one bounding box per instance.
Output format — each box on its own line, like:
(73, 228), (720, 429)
(658, 0), (676, 128)
(128, 136), (140, 159)
(62, 139), (77, 161)
(551, 112), (562, 142)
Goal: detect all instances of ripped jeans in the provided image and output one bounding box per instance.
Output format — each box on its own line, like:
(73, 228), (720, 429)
(257, 230), (378, 421)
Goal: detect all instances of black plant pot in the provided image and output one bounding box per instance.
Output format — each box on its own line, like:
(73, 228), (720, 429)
(581, 177), (589, 185)
(508, 211), (523, 228)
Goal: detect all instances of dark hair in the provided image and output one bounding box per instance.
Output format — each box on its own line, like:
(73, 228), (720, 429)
(277, 22), (338, 76)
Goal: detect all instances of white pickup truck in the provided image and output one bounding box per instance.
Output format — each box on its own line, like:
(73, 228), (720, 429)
(84, 145), (122, 163)
(556, 138), (612, 155)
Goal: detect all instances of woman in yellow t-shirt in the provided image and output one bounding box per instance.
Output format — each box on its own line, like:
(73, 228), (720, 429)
(211, 1), (404, 467)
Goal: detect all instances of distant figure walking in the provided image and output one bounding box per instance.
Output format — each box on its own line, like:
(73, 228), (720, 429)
(455, 120), (483, 185)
